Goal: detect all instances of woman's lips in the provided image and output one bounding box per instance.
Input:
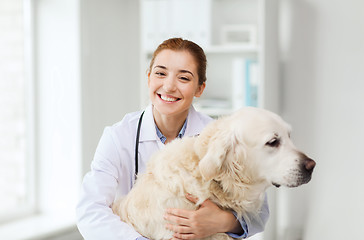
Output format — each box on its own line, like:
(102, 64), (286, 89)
(158, 94), (181, 102)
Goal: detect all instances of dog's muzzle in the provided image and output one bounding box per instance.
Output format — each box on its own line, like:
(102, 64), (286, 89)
(274, 153), (316, 188)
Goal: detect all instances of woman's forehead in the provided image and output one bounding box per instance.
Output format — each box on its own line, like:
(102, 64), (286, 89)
(153, 50), (197, 71)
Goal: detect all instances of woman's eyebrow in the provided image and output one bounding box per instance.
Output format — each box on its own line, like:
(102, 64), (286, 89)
(153, 65), (194, 77)
(154, 65), (166, 70)
(180, 70), (194, 77)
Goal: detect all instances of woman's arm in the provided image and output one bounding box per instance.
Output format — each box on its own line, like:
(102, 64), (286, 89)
(76, 127), (143, 240)
(244, 193), (270, 237)
(76, 171), (142, 240)
(164, 195), (239, 239)
(164, 194), (269, 239)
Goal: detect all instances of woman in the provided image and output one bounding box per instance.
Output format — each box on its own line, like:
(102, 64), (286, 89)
(76, 38), (269, 240)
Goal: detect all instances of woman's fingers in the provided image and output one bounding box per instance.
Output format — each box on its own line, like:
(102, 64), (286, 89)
(171, 232), (196, 240)
(185, 193), (199, 204)
(164, 209), (191, 226)
(165, 223), (191, 234)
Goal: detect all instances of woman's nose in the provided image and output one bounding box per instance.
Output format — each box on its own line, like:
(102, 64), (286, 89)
(163, 76), (177, 92)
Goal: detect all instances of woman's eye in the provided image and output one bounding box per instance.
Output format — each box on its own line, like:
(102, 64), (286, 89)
(179, 76), (190, 81)
(155, 72), (166, 76)
(266, 138), (280, 147)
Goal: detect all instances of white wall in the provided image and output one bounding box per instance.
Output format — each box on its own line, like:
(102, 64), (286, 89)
(278, 0), (364, 239)
(80, 0), (140, 175)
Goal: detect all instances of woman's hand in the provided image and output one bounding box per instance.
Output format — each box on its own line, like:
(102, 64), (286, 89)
(164, 194), (243, 240)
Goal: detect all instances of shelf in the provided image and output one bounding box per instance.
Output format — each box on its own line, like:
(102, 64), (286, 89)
(205, 44), (261, 54)
(139, 0), (279, 114)
(145, 44), (260, 56)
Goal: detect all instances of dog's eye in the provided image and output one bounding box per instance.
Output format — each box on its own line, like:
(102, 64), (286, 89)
(266, 138), (280, 147)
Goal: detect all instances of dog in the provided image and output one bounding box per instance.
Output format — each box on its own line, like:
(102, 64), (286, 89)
(112, 107), (316, 240)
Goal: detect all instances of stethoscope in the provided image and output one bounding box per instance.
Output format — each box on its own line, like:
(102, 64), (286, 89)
(134, 110), (194, 180)
(134, 111), (145, 180)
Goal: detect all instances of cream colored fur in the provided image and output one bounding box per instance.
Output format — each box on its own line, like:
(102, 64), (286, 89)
(112, 107), (315, 240)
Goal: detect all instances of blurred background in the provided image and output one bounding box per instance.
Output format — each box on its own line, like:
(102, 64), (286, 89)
(0, 0), (363, 239)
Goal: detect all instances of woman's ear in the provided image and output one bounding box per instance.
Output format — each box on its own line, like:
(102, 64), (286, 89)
(194, 82), (206, 98)
(147, 72), (151, 87)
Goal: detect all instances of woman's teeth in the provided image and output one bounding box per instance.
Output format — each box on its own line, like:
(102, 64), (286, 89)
(160, 95), (179, 102)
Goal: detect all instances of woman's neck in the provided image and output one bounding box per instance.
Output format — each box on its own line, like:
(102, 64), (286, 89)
(152, 107), (188, 144)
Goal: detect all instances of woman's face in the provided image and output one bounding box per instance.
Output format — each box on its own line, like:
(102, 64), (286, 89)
(148, 49), (205, 118)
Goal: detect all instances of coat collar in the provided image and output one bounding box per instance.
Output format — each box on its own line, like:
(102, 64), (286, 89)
(139, 104), (158, 142)
(139, 104), (207, 142)
(184, 106), (207, 137)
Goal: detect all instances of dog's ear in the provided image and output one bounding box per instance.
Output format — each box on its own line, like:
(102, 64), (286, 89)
(196, 120), (235, 181)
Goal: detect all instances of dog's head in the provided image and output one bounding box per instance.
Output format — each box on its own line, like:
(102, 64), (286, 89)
(195, 107), (316, 189)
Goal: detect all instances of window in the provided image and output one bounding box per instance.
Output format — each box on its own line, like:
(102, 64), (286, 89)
(0, 0), (82, 237)
(0, 0), (35, 222)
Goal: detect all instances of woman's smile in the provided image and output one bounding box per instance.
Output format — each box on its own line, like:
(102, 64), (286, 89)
(158, 94), (181, 103)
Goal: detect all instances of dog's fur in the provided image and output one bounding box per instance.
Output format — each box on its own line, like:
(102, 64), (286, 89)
(112, 107), (316, 240)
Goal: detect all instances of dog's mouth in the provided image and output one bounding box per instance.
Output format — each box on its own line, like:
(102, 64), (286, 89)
(272, 174), (312, 189)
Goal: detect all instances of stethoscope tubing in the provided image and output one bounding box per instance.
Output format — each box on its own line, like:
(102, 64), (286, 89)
(134, 111), (145, 180)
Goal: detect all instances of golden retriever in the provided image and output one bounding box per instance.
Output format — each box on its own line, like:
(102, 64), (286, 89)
(112, 107), (316, 240)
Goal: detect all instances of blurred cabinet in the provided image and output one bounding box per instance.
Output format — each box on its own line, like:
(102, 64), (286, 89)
(139, 0), (279, 117)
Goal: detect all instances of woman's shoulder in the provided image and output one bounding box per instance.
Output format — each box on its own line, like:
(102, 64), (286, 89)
(184, 106), (214, 136)
(190, 106), (214, 125)
(106, 110), (144, 137)
(114, 110), (143, 126)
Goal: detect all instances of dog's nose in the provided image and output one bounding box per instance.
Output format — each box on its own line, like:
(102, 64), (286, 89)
(298, 152), (316, 173)
(304, 158), (316, 172)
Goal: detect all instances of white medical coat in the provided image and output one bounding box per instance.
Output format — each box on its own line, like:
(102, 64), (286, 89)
(76, 104), (269, 240)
